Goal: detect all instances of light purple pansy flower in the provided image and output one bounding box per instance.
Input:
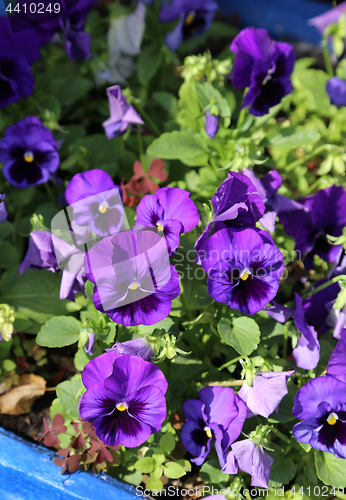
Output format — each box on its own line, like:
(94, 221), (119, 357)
(205, 109), (220, 139)
(309, 2), (346, 34)
(85, 229), (180, 326)
(230, 27), (295, 116)
(84, 333), (96, 356)
(0, 116), (59, 188)
(201, 227), (284, 315)
(238, 370), (294, 419)
(79, 352), (167, 447)
(223, 439), (274, 489)
(326, 77), (346, 108)
(65, 169), (124, 238)
(293, 374), (346, 459)
(326, 328), (346, 384)
(293, 293), (320, 370)
(180, 386), (247, 468)
(102, 86), (144, 140)
(194, 171), (265, 264)
(159, 0), (218, 51)
(106, 338), (155, 362)
(0, 195), (7, 223)
(135, 187), (199, 255)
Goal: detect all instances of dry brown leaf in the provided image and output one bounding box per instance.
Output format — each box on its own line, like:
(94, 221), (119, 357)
(0, 374), (46, 415)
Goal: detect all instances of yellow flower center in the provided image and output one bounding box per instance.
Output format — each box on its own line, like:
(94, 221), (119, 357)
(204, 426), (212, 438)
(117, 403), (127, 412)
(24, 151), (34, 163)
(327, 412), (338, 426)
(129, 282), (138, 291)
(157, 223), (162, 233)
(99, 203), (108, 214)
(185, 12), (195, 26)
(240, 271), (250, 281)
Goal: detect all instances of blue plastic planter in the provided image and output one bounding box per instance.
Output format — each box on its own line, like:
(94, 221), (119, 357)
(218, 0), (329, 44)
(0, 427), (138, 500)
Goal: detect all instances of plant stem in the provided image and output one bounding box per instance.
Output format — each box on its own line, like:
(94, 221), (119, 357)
(236, 107), (247, 129)
(322, 32), (334, 77)
(137, 125), (147, 170)
(207, 380), (245, 387)
(218, 355), (244, 372)
(269, 426), (290, 443)
(302, 274), (346, 299)
(285, 144), (333, 172)
(283, 325), (288, 360)
(134, 103), (161, 137)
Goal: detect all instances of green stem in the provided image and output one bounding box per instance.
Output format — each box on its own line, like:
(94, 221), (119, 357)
(218, 355), (244, 372)
(137, 125), (147, 170)
(236, 107), (247, 130)
(302, 274), (346, 300)
(283, 325), (288, 360)
(269, 426), (290, 443)
(133, 103), (161, 137)
(285, 144), (332, 172)
(322, 32), (334, 77)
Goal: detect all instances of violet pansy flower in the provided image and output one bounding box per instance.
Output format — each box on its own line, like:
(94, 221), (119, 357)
(293, 293), (320, 370)
(201, 228), (284, 315)
(106, 338), (155, 362)
(326, 328), (346, 384)
(230, 27), (295, 116)
(238, 370), (294, 419)
(293, 374), (346, 459)
(79, 352), (167, 447)
(0, 195), (8, 223)
(59, 17), (91, 62)
(85, 229), (180, 326)
(135, 187), (199, 255)
(180, 386), (247, 468)
(102, 86), (144, 140)
(223, 439), (274, 489)
(159, 0), (218, 52)
(84, 333), (96, 356)
(205, 109), (220, 139)
(65, 169), (124, 238)
(194, 171), (265, 264)
(326, 77), (346, 108)
(0, 116), (59, 188)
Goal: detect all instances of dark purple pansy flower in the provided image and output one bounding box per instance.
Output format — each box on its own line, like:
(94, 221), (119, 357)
(180, 386), (247, 467)
(84, 333), (96, 356)
(238, 370), (294, 419)
(79, 352), (167, 447)
(59, 17), (91, 62)
(0, 116), (59, 188)
(326, 77), (346, 108)
(293, 293), (320, 370)
(159, 0), (218, 51)
(106, 338), (155, 362)
(327, 328), (346, 384)
(85, 229), (180, 326)
(0, 195), (8, 223)
(102, 86), (144, 140)
(243, 169), (282, 233)
(205, 109), (220, 139)
(19, 230), (85, 301)
(230, 27), (295, 116)
(194, 171), (265, 264)
(279, 185), (346, 269)
(293, 374), (346, 459)
(135, 187), (199, 255)
(201, 228), (284, 315)
(223, 439), (274, 488)
(65, 169), (124, 238)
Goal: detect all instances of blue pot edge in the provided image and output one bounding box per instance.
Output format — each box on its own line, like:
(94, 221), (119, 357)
(0, 426), (139, 499)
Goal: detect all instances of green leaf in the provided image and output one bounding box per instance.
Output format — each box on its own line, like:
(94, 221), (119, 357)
(146, 478), (163, 492)
(200, 459), (228, 483)
(50, 77), (93, 107)
(0, 222), (14, 243)
(147, 131), (209, 167)
(195, 81), (231, 124)
(74, 347), (90, 371)
(56, 375), (83, 419)
(73, 134), (119, 172)
(0, 242), (19, 269)
(159, 433), (175, 453)
(294, 69), (330, 114)
(218, 317), (260, 356)
(2, 359), (16, 372)
(268, 127), (321, 148)
(315, 450), (346, 487)
(269, 457), (296, 487)
(152, 91), (178, 117)
(85, 280), (94, 303)
(138, 44), (163, 86)
(163, 461), (186, 479)
(37, 316), (81, 347)
(177, 81), (201, 131)
(134, 457), (154, 474)
(151, 465), (163, 481)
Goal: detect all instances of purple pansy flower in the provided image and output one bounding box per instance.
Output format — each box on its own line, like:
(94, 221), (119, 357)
(309, 2), (346, 35)
(59, 17), (91, 62)
(205, 109), (220, 139)
(135, 187), (199, 255)
(243, 169), (282, 233)
(326, 77), (346, 108)
(201, 228), (284, 315)
(293, 375), (346, 459)
(279, 185), (346, 269)
(293, 293), (320, 370)
(180, 386), (247, 467)
(65, 169), (124, 238)
(194, 171), (265, 264)
(238, 370), (294, 419)
(159, 0), (218, 51)
(230, 27), (295, 116)
(85, 229), (180, 326)
(19, 230), (85, 301)
(106, 338), (155, 362)
(79, 352), (167, 447)
(223, 439), (274, 489)
(0, 116), (59, 188)
(0, 195), (8, 223)
(102, 86), (144, 140)
(84, 333), (96, 356)
(326, 328), (346, 384)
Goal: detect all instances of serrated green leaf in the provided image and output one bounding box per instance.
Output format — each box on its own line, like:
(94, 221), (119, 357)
(218, 317), (260, 356)
(164, 461), (186, 479)
(159, 432), (175, 453)
(268, 127), (321, 148)
(200, 459), (228, 483)
(134, 457), (154, 473)
(315, 450), (346, 487)
(37, 316), (81, 347)
(147, 131), (209, 167)
(56, 375), (83, 419)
